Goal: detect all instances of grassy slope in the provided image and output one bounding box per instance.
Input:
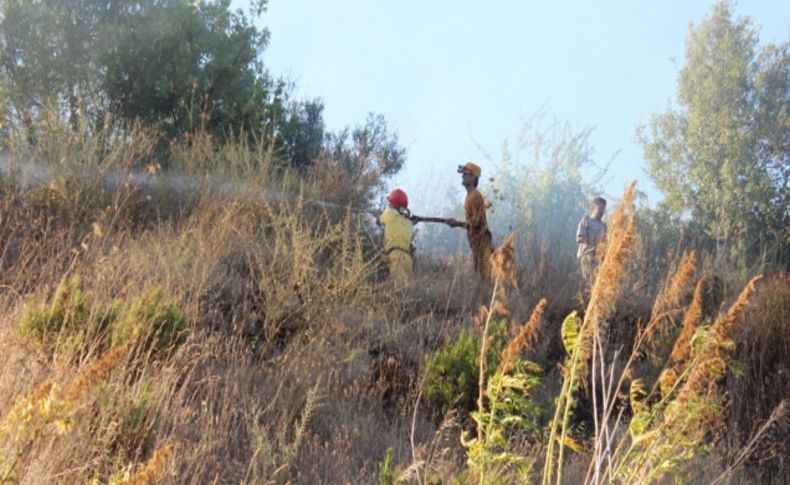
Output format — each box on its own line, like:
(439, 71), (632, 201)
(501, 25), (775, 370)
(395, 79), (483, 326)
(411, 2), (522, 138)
(0, 134), (787, 484)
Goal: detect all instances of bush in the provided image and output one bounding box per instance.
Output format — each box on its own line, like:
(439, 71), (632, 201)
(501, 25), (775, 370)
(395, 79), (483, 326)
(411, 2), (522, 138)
(111, 291), (188, 355)
(421, 320), (507, 417)
(93, 379), (159, 459)
(18, 277), (88, 347)
(17, 276), (118, 354)
(18, 279), (187, 358)
(121, 380), (159, 454)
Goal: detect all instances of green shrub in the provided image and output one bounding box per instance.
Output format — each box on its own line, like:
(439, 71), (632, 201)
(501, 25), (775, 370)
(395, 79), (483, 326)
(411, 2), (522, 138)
(18, 277), (88, 347)
(421, 320), (507, 417)
(94, 379), (159, 457)
(18, 279), (187, 358)
(123, 380), (155, 432)
(122, 380), (159, 451)
(17, 277), (118, 354)
(111, 291), (188, 354)
(379, 447), (397, 485)
(462, 365), (543, 484)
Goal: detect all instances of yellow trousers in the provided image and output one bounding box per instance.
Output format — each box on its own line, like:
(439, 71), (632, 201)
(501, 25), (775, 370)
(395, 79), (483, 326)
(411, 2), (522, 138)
(469, 231), (493, 283)
(386, 249), (413, 285)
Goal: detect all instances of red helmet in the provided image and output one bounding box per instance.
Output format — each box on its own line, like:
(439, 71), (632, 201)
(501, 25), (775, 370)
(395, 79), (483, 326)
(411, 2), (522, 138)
(386, 189), (408, 209)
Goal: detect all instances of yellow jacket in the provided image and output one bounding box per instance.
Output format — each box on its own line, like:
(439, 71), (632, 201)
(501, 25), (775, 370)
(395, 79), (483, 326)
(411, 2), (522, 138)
(379, 208), (413, 254)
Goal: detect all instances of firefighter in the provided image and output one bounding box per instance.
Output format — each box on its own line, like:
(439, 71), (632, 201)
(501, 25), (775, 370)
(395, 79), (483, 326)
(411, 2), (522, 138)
(447, 162), (493, 282)
(378, 188), (414, 284)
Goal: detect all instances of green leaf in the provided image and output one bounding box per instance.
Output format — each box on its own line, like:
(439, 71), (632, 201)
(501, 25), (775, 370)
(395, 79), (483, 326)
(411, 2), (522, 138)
(629, 410), (652, 437)
(561, 311), (580, 355)
(690, 325), (712, 356)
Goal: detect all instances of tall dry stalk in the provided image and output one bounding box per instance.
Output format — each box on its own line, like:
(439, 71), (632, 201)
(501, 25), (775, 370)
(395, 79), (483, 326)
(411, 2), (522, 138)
(711, 275), (762, 340)
(1, 342), (131, 482)
(0, 379), (54, 434)
(0, 379), (57, 482)
(645, 251), (697, 357)
(651, 251), (697, 319)
(476, 234), (515, 444)
(543, 182), (639, 485)
(710, 400), (789, 485)
(582, 249), (701, 484)
(125, 444), (174, 485)
(62, 342), (131, 404)
(669, 277), (705, 365)
(499, 298), (546, 373)
(606, 275), (765, 485)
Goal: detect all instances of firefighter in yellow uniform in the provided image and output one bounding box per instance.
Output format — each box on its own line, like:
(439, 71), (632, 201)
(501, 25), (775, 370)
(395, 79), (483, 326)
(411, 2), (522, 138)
(447, 162), (493, 282)
(378, 189), (414, 284)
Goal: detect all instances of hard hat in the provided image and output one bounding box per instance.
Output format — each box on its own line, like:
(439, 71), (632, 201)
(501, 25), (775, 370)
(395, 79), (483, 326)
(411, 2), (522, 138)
(386, 189), (409, 209)
(457, 162), (481, 178)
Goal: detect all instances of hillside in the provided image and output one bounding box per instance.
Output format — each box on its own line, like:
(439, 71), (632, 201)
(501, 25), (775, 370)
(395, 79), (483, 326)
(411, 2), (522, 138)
(0, 128), (787, 484)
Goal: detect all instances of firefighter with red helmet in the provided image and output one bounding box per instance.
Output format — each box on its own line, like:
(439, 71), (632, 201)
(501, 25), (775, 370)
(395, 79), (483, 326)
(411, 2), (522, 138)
(378, 188), (414, 284)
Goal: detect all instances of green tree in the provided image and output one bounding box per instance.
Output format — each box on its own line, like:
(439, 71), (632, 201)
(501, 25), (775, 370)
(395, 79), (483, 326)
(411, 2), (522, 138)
(277, 98), (326, 170)
(0, 0), (406, 204)
(0, 0), (278, 141)
(0, 0), (101, 136)
(638, 1), (789, 265)
(99, 0), (276, 139)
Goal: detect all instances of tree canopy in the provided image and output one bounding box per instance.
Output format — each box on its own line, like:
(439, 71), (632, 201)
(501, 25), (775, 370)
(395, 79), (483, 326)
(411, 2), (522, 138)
(0, 0), (274, 137)
(0, 0), (405, 200)
(639, 1), (789, 265)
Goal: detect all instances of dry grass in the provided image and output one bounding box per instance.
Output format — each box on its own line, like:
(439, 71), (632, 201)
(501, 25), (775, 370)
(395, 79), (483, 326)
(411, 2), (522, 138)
(125, 444), (174, 485)
(0, 132), (441, 483)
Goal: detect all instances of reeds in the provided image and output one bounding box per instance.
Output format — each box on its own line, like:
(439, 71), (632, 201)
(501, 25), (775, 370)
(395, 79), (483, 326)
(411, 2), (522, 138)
(0, 342), (130, 482)
(711, 275), (762, 340)
(476, 234), (516, 442)
(669, 277), (705, 365)
(607, 274), (765, 485)
(464, 234), (544, 484)
(0, 379), (54, 435)
(652, 251), (697, 319)
(584, 182), (638, 328)
(646, 251), (697, 356)
(499, 298), (546, 373)
(490, 233), (517, 289)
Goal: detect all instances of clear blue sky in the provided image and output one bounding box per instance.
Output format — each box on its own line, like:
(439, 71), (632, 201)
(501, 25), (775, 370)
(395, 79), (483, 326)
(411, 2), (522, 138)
(238, 0), (788, 213)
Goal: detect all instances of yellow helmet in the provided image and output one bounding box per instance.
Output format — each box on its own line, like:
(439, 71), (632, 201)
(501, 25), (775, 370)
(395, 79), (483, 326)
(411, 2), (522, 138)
(457, 161), (481, 178)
